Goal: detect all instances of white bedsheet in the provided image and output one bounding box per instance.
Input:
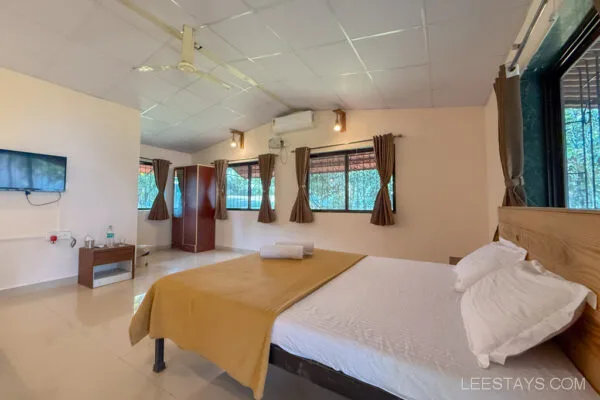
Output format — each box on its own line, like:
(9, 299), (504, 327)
(271, 256), (599, 400)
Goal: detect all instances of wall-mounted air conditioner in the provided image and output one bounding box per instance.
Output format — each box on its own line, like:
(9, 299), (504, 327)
(272, 111), (314, 135)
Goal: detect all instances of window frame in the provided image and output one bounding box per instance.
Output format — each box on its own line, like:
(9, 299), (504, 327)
(137, 160), (155, 211)
(545, 9), (600, 208)
(226, 161), (275, 211)
(307, 147), (396, 214)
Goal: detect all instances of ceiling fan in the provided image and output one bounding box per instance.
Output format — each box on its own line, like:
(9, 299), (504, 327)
(118, 0), (289, 107)
(133, 25), (231, 89)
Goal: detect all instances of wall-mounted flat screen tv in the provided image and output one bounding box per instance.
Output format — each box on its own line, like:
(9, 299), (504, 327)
(0, 149), (67, 192)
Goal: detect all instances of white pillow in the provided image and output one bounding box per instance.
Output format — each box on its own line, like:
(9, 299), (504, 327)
(454, 241), (526, 291)
(498, 237), (525, 252)
(461, 260), (597, 368)
(259, 244), (304, 260)
(275, 241), (314, 256)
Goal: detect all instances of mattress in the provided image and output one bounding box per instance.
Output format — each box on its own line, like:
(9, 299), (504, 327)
(271, 256), (599, 400)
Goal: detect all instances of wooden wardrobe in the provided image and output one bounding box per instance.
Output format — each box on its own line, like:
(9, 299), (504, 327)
(172, 165), (216, 252)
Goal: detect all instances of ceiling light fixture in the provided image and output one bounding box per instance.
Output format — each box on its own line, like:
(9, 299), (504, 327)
(230, 129), (245, 149)
(333, 109), (346, 133)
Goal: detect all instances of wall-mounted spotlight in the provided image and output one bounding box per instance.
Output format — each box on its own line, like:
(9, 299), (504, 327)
(333, 109), (346, 133)
(230, 129), (245, 149)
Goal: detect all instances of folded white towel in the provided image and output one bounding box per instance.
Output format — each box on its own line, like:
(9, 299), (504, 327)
(275, 241), (314, 256)
(260, 245), (304, 260)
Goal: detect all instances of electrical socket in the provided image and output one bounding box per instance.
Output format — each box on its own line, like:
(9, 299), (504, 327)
(48, 231), (72, 241)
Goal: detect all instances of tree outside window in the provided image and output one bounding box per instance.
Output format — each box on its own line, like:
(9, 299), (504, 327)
(138, 162), (158, 210)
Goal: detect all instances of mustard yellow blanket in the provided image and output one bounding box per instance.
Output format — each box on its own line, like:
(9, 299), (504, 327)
(129, 249), (365, 399)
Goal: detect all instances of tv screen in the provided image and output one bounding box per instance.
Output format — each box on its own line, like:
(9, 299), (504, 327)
(0, 149), (67, 192)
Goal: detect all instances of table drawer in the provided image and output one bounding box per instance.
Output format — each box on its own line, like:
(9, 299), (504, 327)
(93, 247), (134, 265)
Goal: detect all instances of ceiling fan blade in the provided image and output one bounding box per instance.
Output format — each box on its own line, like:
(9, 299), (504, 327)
(181, 25), (195, 65)
(118, 0), (182, 38)
(199, 47), (291, 107)
(118, 0), (291, 109)
(190, 70), (232, 89)
(133, 65), (175, 72)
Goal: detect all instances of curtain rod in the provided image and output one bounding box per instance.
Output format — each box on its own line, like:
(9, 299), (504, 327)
(140, 157), (172, 164)
(291, 134), (403, 153)
(508, 0), (548, 72)
(210, 154), (278, 164)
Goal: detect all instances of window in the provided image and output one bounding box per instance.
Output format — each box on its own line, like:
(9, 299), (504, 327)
(226, 162), (275, 210)
(558, 14), (600, 209)
(173, 169), (183, 218)
(308, 148), (395, 212)
(138, 161), (158, 210)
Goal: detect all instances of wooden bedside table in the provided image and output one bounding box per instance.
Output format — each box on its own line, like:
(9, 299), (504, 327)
(78, 245), (136, 288)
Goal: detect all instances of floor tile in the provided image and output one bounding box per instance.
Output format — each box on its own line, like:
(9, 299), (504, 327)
(0, 248), (343, 400)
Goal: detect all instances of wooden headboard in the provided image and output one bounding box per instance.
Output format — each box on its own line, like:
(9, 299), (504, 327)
(498, 207), (600, 392)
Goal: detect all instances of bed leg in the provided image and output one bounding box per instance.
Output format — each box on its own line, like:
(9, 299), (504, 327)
(153, 338), (166, 373)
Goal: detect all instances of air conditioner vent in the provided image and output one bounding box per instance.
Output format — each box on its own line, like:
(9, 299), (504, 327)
(272, 111), (314, 135)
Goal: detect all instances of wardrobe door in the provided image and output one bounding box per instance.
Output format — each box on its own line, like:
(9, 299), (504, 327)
(171, 167), (184, 248)
(182, 166), (198, 252)
(197, 166), (216, 252)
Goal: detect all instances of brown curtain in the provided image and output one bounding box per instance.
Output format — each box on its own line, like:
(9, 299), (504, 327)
(494, 65), (527, 208)
(596, 0), (600, 13)
(257, 154), (276, 223)
(214, 159), (228, 220)
(289, 147), (314, 223)
(370, 133), (395, 226)
(148, 159), (170, 221)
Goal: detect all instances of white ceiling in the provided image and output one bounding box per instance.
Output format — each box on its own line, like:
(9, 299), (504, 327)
(0, 0), (532, 152)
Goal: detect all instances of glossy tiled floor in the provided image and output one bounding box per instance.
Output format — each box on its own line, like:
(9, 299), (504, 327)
(0, 249), (344, 400)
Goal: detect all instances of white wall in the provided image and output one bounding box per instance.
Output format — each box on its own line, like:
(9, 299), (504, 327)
(137, 144), (192, 249)
(193, 109), (489, 263)
(0, 68), (140, 291)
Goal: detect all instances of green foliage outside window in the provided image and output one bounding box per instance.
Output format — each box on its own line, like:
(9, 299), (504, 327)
(226, 168), (249, 209)
(226, 164), (275, 210)
(309, 170), (393, 211)
(173, 175), (183, 217)
(564, 108), (600, 209)
(138, 164), (158, 210)
(309, 172), (346, 210)
(349, 169), (394, 211)
(309, 150), (395, 212)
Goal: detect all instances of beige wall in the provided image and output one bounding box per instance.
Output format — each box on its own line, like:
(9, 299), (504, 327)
(0, 68), (140, 291)
(137, 144), (192, 249)
(484, 93), (504, 238)
(193, 109), (489, 263)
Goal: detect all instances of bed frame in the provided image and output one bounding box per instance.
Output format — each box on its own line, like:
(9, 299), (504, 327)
(498, 207), (600, 393)
(153, 339), (400, 399)
(150, 207), (600, 399)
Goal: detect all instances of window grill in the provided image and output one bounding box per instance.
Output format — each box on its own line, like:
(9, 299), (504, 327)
(226, 162), (275, 210)
(308, 148), (395, 213)
(561, 37), (600, 209)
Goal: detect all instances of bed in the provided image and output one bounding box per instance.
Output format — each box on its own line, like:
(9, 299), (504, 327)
(143, 207), (600, 399)
(270, 256), (597, 399)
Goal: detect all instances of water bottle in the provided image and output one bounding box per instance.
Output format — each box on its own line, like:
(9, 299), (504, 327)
(106, 225), (115, 248)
